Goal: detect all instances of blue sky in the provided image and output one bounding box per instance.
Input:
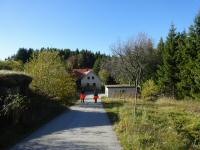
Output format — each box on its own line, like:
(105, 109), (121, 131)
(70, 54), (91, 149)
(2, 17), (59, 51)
(0, 0), (200, 60)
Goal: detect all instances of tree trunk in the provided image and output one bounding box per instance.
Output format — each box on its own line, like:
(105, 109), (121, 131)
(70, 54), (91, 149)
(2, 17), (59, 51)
(133, 78), (138, 116)
(172, 84), (175, 99)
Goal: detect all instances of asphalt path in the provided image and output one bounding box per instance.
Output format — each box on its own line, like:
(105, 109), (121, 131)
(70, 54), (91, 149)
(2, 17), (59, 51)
(11, 94), (122, 150)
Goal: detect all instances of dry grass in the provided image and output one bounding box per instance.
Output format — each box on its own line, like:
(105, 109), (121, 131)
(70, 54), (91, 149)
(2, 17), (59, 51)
(102, 97), (200, 150)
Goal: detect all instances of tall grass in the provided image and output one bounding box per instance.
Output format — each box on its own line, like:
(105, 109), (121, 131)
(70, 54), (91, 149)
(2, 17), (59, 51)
(102, 97), (200, 150)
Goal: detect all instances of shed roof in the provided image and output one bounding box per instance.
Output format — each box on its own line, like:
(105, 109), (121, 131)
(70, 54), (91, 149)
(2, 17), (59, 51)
(105, 84), (135, 88)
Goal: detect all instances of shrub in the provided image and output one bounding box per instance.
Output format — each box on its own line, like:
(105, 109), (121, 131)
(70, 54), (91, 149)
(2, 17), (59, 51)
(24, 51), (76, 98)
(0, 70), (32, 96)
(142, 79), (159, 100)
(0, 70), (32, 86)
(0, 90), (68, 149)
(0, 61), (23, 71)
(0, 94), (29, 125)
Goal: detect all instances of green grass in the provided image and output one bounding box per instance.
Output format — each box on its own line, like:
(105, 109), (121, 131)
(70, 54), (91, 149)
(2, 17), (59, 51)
(102, 97), (200, 150)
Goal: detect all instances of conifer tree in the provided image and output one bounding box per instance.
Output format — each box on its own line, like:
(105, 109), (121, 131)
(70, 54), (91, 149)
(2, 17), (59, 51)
(157, 37), (165, 65)
(93, 58), (102, 74)
(184, 12), (200, 98)
(175, 31), (188, 98)
(175, 31), (188, 99)
(157, 25), (179, 98)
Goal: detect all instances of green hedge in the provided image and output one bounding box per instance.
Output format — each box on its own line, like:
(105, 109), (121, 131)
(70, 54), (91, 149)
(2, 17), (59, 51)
(0, 70), (32, 87)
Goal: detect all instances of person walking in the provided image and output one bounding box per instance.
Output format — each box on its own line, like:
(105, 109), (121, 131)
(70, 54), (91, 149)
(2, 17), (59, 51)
(93, 90), (99, 103)
(80, 90), (86, 103)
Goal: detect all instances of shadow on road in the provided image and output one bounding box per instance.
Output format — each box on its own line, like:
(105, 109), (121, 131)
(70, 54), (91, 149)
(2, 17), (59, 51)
(11, 102), (113, 150)
(14, 140), (104, 150)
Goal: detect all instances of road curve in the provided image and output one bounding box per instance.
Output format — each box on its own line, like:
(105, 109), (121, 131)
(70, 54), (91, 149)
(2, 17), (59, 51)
(11, 94), (122, 150)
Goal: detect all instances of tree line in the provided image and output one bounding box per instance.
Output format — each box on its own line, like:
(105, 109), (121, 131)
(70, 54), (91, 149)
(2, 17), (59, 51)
(2, 10), (200, 100)
(7, 48), (109, 70)
(4, 47), (114, 85)
(106, 11), (200, 100)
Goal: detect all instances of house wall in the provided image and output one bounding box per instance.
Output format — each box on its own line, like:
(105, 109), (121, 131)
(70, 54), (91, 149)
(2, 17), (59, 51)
(105, 87), (136, 97)
(81, 72), (101, 89)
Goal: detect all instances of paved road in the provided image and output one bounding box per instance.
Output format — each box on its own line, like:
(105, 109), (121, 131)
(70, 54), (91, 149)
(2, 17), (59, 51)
(11, 94), (122, 150)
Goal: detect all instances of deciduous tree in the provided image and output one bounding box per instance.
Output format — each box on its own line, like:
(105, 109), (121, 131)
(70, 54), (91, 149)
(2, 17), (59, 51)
(25, 51), (76, 98)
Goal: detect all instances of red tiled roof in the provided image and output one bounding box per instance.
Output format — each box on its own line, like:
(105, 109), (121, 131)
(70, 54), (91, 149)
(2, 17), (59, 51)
(73, 68), (92, 78)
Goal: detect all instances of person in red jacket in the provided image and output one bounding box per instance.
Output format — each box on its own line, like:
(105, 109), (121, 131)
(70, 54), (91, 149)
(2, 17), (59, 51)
(80, 90), (86, 103)
(93, 90), (99, 103)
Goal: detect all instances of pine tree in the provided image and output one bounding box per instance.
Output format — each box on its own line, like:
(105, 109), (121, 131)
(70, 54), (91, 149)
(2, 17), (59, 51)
(157, 37), (165, 65)
(184, 12), (200, 98)
(93, 58), (101, 74)
(175, 31), (189, 98)
(157, 25), (179, 98)
(15, 48), (29, 63)
(154, 38), (165, 81)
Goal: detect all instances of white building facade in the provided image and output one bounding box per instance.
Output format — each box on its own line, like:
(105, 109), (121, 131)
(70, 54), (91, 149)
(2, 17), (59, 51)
(73, 69), (102, 90)
(81, 71), (101, 90)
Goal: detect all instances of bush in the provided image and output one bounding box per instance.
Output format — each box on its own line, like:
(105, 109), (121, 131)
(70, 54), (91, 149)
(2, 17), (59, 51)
(0, 94), (29, 125)
(0, 90), (68, 149)
(0, 61), (23, 71)
(0, 70), (32, 97)
(0, 70), (32, 87)
(24, 51), (76, 98)
(142, 79), (159, 100)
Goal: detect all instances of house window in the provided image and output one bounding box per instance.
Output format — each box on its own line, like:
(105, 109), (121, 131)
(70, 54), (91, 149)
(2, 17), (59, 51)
(87, 83), (90, 86)
(92, 76), (94, 79)
(87, 76), (90, 79)
(93, 83), (96, 87)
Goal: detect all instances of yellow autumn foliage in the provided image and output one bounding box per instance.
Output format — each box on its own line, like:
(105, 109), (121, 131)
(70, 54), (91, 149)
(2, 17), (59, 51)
(25, 51), (76, 98)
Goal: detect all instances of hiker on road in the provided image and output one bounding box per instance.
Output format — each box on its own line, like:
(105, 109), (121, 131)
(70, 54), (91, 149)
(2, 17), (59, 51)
(80, 91), (86, 103)
(93, 90), (99, 103)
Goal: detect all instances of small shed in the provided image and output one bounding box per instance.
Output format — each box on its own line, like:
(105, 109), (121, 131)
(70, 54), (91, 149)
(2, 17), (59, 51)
(105, 85), (136, 97)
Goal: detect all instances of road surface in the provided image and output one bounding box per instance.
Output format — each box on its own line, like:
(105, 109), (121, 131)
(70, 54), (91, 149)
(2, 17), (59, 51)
(11, 94), (122, 150)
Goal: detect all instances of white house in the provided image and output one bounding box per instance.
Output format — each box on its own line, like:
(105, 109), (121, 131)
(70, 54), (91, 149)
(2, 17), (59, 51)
(105, 85), (137, 97)
(73, 69), (101, 90)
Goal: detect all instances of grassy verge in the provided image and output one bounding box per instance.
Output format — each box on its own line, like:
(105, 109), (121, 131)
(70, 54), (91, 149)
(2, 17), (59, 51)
(102, 97), (200, 150)
(0, 90), (78, 150)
